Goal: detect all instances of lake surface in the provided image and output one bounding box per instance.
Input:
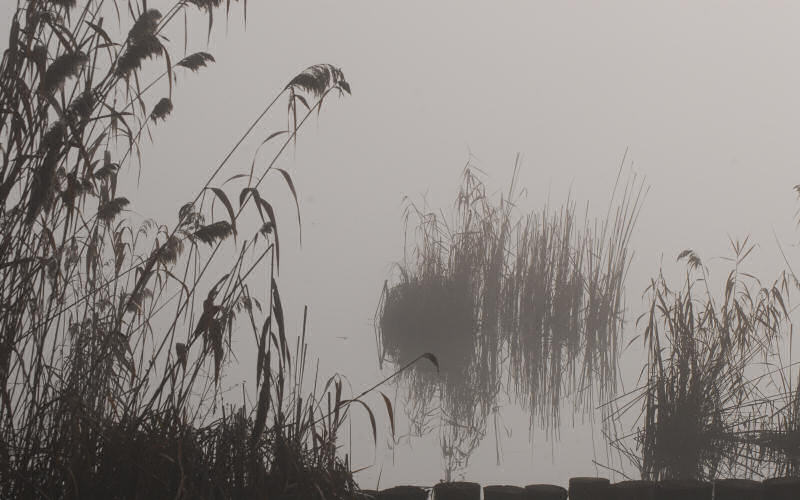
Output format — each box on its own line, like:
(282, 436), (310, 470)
(5, 0), (796, 489)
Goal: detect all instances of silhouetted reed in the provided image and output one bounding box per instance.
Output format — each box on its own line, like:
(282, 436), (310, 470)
(0, 1), (381, 498)
(607, 241), (794, 481)
(377, 171), (496, 478)
(377, 160), (645, 476)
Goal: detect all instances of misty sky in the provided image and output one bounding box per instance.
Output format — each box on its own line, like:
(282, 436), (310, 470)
(5, 0), (800, 488)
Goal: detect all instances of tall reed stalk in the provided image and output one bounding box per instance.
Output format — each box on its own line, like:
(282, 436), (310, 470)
(377, 159), (645, 476)
(0, 1), (395, 498)
(606, 241), (794, 481)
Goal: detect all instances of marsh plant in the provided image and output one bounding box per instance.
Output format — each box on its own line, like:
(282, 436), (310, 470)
(0, 1), (395, 498)
(376, 160), (645, 476)
(607, 241), (797, 481)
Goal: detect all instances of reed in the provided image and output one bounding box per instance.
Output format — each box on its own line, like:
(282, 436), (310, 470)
(0, 1), (386, 498)
(377, 159), (645, 475)
(606, 241), (794, 481)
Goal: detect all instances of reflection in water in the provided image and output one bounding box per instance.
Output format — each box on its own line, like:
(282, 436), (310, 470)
(376, 161), (646, 478)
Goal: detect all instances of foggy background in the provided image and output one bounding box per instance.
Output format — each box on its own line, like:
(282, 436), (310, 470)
(6, 0), (800, 489)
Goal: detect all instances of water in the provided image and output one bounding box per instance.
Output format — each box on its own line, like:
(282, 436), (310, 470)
(7, 0), (798, 489)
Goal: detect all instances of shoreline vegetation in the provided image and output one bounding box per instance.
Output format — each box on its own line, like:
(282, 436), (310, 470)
(4, 1), (800, 497)
(376, 161), (646, 479)
(377, 161), (800, 482)
(0, 1), (409, 498)
(607, 241), (799, 481)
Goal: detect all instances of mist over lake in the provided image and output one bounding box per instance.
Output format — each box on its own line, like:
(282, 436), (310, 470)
(2, 1), (800, 498)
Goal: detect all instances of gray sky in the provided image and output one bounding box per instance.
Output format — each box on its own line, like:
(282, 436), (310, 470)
(126, 0), (800, 488)
(6, 0), (800, 488)
(185, 2), (798, 487)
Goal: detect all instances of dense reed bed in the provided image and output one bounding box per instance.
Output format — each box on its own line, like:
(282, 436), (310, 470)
(0, 1), (389, 498)
(376, 161), (646, 476)
(607, 241), (798, 481)
(377, 169), (498, 479)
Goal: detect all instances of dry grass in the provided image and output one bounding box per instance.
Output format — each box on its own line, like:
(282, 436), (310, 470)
(606, 240), (795, 481)
(376, 159), (645, 476)
(0, 1), (381, 498)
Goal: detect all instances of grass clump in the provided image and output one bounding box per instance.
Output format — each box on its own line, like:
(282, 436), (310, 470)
(380, 275), (476, 372)
(377, 158), (645, 476)
(0, 1), (379, 498)
(607, 241), (795, 481)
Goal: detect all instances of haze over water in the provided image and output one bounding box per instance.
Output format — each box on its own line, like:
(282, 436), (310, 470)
(7, 1), (799, 489)
(141, 1), (800, 489)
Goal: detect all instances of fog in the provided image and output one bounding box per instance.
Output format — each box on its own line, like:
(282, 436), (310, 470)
(136, 0), (800, 488)
(6, 0), (800, 490)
